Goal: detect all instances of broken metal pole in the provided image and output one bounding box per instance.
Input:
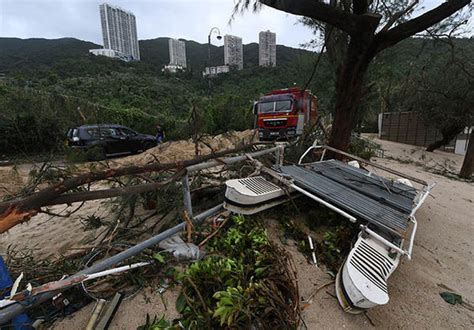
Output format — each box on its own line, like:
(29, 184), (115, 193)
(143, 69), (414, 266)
(0, 204), (223, 324)
(95, 292), (123, 330)
(290, 184), (358, 223)
(275, 144), (285, 166)
(182, 145), (281, 217)
(186, 146), (280, 174)
(182, 174), (193, 218)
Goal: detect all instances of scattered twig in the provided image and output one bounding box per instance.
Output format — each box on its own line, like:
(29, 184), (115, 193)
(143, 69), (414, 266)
(183, 210), (194, 243)
(198, 216), (229, 247)
(364, 311), (376, 327)
(303, 281), (335, 304)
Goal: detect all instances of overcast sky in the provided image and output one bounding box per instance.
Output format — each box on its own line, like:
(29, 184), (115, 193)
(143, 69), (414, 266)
(0, 0), (472, 49)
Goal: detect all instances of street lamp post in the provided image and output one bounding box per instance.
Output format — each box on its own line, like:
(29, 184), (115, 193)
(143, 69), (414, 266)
(207, 27), (222, 97)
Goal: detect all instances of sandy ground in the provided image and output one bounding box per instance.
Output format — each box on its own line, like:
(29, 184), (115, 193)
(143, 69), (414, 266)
(112, 129), (256, 167)
(0, 166), (24, 198)
(53, 287), (181, 330)
(0, 133), (473, 328)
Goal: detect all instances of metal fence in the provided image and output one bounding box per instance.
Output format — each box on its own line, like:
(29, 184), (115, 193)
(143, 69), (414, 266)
(378, 111), (454, 151)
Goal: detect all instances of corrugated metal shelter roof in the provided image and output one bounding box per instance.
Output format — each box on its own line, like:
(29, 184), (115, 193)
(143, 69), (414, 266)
(277, 160), (417, 236)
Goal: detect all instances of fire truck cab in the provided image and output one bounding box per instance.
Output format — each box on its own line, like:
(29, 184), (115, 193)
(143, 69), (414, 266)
(254, 87), (318, 140)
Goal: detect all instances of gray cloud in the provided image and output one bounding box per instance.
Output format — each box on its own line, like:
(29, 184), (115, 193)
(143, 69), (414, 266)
(0, 0), (316, 48)
(0, 0), (471, 49)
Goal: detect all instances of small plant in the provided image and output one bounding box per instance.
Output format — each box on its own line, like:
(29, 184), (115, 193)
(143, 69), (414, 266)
(349, 134), (382, 160)
(153, 215), (300, 329)
(138, 315), (176, 330)
(80, 214), (103, 230)
(318, 225), (358, 272)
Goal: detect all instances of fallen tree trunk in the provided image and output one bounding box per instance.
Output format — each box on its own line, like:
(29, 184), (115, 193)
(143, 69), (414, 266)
(44, 169), (186, 206)
(0, 143), (260, 233)
(459, 131), (474, 179)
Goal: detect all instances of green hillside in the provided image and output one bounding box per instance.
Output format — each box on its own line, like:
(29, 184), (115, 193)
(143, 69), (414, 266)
(0, 36), (472, 156)
(0, 37), (311, 76)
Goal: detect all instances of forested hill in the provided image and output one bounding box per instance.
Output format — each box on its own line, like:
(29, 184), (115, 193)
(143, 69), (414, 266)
(0, 38), (100, 73)
(0, 36), (472, 156)
(139, 38), (309, 70)
(0, 37), (310, 75)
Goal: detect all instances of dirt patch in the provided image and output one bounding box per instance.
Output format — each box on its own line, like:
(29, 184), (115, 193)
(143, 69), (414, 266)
(0, 166), (26, 199)
(0, 200), (108, 259)
(364, 133), (465, 175)
(114, 129), (256, 166)
(53, 286), (181, 330)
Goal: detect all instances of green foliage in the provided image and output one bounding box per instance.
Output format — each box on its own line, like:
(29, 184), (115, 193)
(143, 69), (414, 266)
(348, 134), (382, 160)
(161, 215), (299, 329)
(403, 40), (474, 140)
(319, 226), (357, 272)
(274, 198), (360, 273)
(138, 314), (177, 330)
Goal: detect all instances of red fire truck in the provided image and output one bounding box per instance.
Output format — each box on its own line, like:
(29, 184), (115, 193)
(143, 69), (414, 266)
(253, 87), (318, 140)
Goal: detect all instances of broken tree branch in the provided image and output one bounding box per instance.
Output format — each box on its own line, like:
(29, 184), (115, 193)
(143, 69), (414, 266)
(375, 0), (471, 52)
(45, 170), (185, 206)
(260, 0), (361, 35)
(0, 142), (262, 233)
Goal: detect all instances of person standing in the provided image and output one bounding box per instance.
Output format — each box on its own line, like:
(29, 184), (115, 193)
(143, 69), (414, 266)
(156, 124), (165, 144)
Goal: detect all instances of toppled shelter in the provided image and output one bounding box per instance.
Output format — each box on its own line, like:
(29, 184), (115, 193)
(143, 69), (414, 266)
(225, 143), (434, 312)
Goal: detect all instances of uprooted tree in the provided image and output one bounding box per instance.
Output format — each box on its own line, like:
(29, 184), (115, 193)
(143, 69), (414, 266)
(236, 0), (471, 152)
(0, 143), (259, 233)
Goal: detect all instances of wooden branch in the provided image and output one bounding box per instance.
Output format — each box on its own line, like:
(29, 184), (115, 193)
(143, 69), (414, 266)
(0, 142), (260, 233)
(375, 0), (470, 51)
(44, 170), (185, 206)
(260, 0), (360, 35)
(380, 0), (420, 32)
(353, 0), (369, 15)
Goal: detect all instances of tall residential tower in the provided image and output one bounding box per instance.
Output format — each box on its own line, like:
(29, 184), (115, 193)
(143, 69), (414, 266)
(92, 3), (140, 61)
(224, 35), (243, 70)
(259, 30), (276, 67)
(168, 38), (187, 68)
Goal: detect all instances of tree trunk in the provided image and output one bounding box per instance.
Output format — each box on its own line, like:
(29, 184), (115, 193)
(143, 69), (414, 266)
(426, 125), (463, 152)
(459, 130), (474, 179)
(328, 30), (377, 153)
(328, 68), (366, 152)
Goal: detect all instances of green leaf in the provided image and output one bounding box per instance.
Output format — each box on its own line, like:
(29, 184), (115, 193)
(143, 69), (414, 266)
(176, 293), (187, 313)
(440, 291), (463, 305)
(153, 253), (165, 263)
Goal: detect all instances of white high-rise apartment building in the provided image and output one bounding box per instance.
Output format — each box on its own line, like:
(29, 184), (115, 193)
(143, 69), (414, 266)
(98, 3), (140, 61)
(259, 30), (276, 67)
(168, 38), (187, 68)
(224, 35), (243, 70)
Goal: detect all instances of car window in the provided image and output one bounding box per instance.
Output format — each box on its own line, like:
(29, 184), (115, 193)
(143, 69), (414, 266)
(67, 128), (79, 138)
(100, 128), (119, 137)
(119, 128), (137, 136)
(86, 128), (100, 138)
